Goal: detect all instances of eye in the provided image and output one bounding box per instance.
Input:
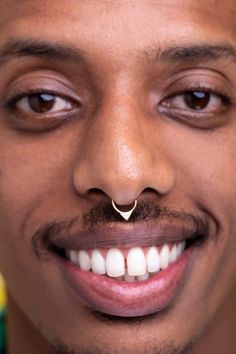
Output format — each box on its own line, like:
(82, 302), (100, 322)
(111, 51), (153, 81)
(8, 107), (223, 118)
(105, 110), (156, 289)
(14, 92), (76, 115)
(161, 90), (229, 114)
(4, 88), (82, 132)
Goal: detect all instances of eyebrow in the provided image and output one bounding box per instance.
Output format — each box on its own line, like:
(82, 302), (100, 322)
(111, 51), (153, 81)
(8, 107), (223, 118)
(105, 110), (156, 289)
(0, 38), (86, 65)
(0, 38), (236, 66)
(158, 43), (236, 62)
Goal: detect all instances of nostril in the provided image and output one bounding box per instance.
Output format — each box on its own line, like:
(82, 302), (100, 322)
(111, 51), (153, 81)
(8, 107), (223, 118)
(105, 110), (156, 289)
(88, 188), (106, 197)
(84, 188), (109, 202)
(143, 187), (160, 195)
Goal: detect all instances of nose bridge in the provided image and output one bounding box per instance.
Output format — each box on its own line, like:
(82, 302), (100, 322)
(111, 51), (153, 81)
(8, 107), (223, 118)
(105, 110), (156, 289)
(99, 94), (145, 169)
(84, 94), (150, 201)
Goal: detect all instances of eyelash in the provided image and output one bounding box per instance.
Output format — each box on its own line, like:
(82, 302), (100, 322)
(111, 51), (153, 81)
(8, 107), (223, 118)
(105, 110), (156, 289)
(6, 86), (231, 104)
(3, 85), (233, 127)
(159, 86), (232, 113)
(5, 88), (76, 110)
(165, 85), (231, 103)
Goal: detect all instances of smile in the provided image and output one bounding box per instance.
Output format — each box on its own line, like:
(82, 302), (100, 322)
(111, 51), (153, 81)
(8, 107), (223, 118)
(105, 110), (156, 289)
(66, 242), (186, 282)
(49, 219), (207, 317)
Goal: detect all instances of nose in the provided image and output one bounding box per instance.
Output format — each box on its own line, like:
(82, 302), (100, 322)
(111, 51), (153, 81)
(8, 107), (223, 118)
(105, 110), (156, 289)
(73, 96), (175, 205)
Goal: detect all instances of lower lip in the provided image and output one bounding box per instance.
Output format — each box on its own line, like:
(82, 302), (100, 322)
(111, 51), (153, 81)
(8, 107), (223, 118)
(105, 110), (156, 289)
(58, 246), (196, 317)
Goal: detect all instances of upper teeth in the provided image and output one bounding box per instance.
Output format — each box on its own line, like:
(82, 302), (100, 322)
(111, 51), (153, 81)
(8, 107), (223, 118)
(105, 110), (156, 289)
(67, 242), (186, 281)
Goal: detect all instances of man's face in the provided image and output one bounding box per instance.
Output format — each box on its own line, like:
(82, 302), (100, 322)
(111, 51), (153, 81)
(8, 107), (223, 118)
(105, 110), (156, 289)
(1, 1), (236, 353)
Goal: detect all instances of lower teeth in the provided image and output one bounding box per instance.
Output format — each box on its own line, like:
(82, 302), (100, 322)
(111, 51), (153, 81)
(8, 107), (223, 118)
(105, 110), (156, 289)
(112, 271), (158, 282)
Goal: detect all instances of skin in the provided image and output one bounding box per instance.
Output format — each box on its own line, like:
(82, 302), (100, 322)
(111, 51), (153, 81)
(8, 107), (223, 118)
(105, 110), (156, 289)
(1, 0), (236, 353)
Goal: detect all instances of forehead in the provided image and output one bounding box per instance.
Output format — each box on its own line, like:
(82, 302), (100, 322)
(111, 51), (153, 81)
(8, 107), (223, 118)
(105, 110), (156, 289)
(1, 1), (236, 32)
(0, 0), (236, 64)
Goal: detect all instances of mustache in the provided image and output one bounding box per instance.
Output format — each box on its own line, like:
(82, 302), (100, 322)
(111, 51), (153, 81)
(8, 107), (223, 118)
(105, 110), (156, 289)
(31, 201), (208, 259)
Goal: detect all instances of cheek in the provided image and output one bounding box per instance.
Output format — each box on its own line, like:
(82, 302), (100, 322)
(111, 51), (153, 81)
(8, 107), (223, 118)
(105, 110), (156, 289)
(0, 140), (71, 271)
(167, 127), (236, 207)
(0, 135), (73, 213)
(161, 125), (236, 257)
(0, 154), (48, 241)
(170, 126), (236, 270)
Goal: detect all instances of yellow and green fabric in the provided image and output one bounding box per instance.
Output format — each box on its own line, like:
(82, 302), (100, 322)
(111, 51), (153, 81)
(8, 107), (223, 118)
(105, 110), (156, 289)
(0, 273), (6, 353)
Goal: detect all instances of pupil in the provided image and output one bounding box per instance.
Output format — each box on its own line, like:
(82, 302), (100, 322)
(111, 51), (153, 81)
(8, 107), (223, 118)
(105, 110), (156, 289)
(184, 91), (210, 110)
(28, 94), (55, 113)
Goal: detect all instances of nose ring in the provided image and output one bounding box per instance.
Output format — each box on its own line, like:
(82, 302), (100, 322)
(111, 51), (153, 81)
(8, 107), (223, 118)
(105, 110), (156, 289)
(111, 200), (137, 221)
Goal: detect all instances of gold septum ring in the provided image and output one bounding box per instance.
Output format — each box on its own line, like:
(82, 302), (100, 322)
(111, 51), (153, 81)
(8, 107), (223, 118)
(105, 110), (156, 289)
(111, 200), (137, 221)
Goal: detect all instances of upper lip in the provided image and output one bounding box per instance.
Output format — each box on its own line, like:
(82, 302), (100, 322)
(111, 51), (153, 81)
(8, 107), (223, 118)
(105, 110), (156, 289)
(49, 219), (207, 250)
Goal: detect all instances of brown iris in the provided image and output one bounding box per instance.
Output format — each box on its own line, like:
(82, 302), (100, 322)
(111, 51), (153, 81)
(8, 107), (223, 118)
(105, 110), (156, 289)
(28, 93), (56, 113)
(184, 91), (210, 110)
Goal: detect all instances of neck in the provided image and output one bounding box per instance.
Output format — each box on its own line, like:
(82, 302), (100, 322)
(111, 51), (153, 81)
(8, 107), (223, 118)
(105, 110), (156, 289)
(7, 293), (53, 354)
